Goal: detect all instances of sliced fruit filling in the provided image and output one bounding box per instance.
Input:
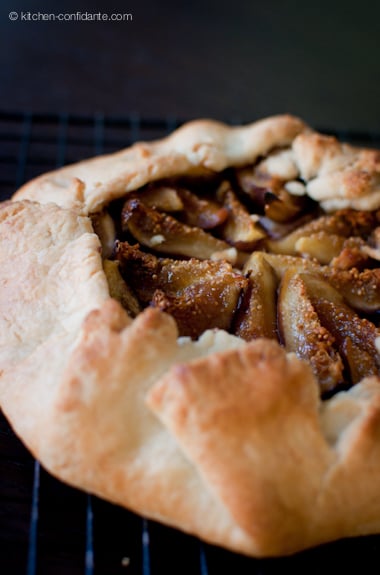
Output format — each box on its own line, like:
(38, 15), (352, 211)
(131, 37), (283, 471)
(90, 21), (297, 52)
(92, 154), (380, 397)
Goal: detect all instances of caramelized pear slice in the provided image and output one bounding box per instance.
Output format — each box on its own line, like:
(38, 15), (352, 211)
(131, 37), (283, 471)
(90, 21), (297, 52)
(341, 337), (379, 384)
(91, 211), (116, 259)
(258, 212), (315, 240)
(121, 198), (230, 259)
(326, 268), (380, 313)
(264, 188), (307, 222)
(217, 182), (266, 250)
(294, 233), (346, 264)
(330, 237), (370, 270)
(310, 296), (380, 381)
(257, 253), (380, 315)
(289, 271), (380, 385)
(116, 242), (247, 338)
(232, 253), (278, 341)
(133, 184), (184, 212)
(278, 270), (344, 393)
(103, 259), (141, 317)
(176, 187), (229, 229)
(266, 209), (378, 256)
(151, 275), (245, 339)
(131, 184), (228, 228)
(235, 167), (306, 222)
(234, 167), (268, 208)
(244, 253), (321, 280)
(116, 243), (162, 304)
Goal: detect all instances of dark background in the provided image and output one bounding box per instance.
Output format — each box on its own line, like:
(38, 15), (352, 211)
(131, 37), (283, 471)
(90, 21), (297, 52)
(1, 0), (380, 131)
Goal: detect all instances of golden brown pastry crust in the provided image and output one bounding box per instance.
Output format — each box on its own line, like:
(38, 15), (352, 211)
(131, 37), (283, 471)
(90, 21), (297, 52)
(13, 115), (307, 212)
(293, 132), (380, 211)
(13, 115), (380, 213)
(148, 345), (380, 554)
(2, 115), (380, 557)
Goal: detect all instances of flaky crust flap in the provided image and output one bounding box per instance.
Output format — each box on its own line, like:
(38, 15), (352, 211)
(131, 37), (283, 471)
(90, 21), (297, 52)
(1, 200), (380, 557)
(12, 115), (380, 213)
(148, 343), (380, 554)
(12, 115), (306, 212)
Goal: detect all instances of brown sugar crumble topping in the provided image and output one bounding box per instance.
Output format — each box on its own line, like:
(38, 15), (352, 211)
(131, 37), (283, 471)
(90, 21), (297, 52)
(92, 157), (380, 398)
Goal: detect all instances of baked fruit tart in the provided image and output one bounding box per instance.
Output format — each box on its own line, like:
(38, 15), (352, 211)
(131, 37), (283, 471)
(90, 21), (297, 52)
(1, 115), (380, 556)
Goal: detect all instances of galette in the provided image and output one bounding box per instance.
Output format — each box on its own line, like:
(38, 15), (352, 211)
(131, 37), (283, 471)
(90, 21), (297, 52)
(1, 114), (380, 556)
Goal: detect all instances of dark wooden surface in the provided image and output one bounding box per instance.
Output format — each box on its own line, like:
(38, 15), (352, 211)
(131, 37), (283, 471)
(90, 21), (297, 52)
(1, 0), (380, 131)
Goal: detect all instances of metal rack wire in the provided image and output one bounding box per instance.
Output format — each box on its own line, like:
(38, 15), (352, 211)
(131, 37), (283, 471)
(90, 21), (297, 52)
(1, 110), (380, 574)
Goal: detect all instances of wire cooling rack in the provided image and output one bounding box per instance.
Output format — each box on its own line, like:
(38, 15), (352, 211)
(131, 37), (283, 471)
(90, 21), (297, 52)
(1, 110), (380, 575)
